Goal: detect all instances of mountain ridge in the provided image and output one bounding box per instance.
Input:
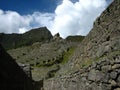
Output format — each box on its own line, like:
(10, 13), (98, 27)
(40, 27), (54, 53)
(0, 27), (53, 50)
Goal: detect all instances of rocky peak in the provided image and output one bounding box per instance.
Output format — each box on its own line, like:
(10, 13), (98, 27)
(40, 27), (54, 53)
(53, 33), (62, 41)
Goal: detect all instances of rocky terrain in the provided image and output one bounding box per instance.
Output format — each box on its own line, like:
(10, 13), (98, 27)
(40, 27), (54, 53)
(0, 20), (84, 89)
(7, 32), (84, 81)
(44, 0), (120, 90)
(0, 0), (119, 90)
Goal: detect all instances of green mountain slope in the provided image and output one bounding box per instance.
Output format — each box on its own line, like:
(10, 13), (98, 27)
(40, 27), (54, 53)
(0, 27), (52, 50)
(7, 33), (84, 81)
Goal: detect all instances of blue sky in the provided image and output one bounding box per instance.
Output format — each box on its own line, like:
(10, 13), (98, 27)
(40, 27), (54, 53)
(0, 0), (80, 14)
(0, 0), (60, 14)
(0, 0), (113, 38)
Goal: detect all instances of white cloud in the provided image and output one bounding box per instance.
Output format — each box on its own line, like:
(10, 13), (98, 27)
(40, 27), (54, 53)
(31, 12), (54, 29)
(0, 10), (33, 33)
(52, 0), (108, 38)
(0, 0), (112, 38)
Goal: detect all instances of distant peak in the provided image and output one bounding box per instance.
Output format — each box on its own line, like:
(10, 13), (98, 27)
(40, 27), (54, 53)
(53, 33), (62, 41)
(54, 33), (60, 37)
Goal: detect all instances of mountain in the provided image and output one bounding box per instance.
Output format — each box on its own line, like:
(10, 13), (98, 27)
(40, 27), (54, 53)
(66, 35), (85, 42)
(7, 34), (83, 81)
(0, 27), (52, 50)
(44, 0), (120, 90)
(0, 0), (119, 90)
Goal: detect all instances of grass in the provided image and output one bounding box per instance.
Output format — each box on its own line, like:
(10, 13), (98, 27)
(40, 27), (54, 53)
(61, 47), (75, 64)
(81, 59), (93, 67)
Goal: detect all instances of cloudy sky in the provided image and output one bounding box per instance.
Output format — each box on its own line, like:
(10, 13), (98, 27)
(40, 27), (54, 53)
(0, 0), (113, 38)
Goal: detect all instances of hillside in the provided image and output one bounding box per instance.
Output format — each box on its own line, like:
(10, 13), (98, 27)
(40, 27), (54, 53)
(66, 35), (85, 42)
(7, 31), (84, 81)
(44, 0), (120, 90)
(0, 0), (119, 90)
(0, 27), (52, 50)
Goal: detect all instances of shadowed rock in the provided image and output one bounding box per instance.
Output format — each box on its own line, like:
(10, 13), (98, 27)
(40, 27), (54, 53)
(0, 44), (33, 90)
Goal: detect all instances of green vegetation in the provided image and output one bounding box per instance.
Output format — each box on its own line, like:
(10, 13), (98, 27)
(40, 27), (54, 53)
(6, 30), (85, 81)
(62, 47), (75, 64)
(0, 27), (52, 50)
(66, 35), (85, 42)
(81, 59), (93, 67)
(31, 64), (60, 80)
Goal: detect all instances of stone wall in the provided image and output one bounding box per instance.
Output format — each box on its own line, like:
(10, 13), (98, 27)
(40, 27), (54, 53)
(69, 0), (120, 70)
(44, 55), (120, 90)
(43, 0), (120, 90)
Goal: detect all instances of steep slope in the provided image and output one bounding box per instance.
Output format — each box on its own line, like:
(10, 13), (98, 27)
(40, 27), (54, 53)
(0, 44), (33, 90)
(69, 0), (120, 71)
(44, 0), (120, 90)
(0, 27), (52, 50)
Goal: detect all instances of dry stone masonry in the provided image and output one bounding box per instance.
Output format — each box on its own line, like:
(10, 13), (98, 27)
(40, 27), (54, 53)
(44, 0), (120, 90)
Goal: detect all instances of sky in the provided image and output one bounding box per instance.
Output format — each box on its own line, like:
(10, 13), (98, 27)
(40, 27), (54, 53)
(0, 0), (113, 38)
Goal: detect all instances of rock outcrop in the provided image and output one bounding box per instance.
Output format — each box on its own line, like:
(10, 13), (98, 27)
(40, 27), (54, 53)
(0, 44), (33, 90)
(44, 0), (120, 90)
(53, 33), (62, 41)
(0, 27), (52, 50)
